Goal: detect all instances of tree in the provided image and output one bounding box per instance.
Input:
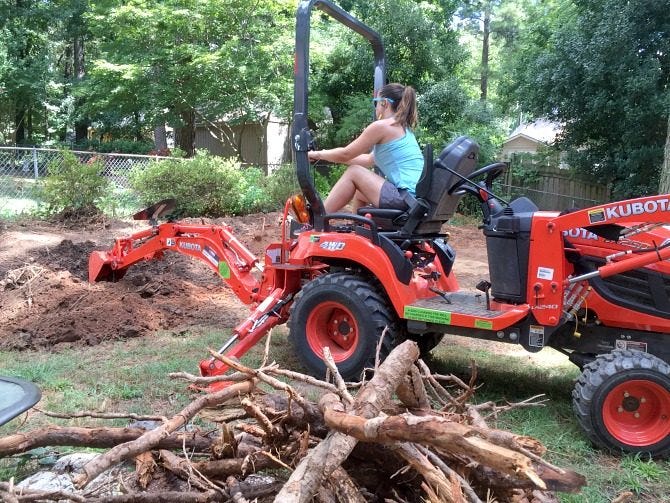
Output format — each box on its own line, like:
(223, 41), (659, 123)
(660, 111), (670, 194)
(309, 0), (464, 146)
(83, 0), (294, 157)
(502, 0), (670, 198)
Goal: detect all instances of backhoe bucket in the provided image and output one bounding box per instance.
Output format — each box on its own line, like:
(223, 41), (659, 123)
(89, 250), (125, 283)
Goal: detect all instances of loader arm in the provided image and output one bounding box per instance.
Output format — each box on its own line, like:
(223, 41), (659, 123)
(89, 222), (262, 304)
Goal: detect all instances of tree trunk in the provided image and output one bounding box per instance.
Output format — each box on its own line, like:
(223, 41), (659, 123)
(178, 109), (196, 157)
(659, 112), (670, 194)
(74, 36), (89, 143)
(480, 6), (491, 101)
(154, 124), (168, 151)
(14, 107), (25, 144)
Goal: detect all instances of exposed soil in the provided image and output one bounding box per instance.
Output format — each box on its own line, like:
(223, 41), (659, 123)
(0, 213), (487, 351)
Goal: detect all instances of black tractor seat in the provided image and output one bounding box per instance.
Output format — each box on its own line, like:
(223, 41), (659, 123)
(357, 136), (479, 238)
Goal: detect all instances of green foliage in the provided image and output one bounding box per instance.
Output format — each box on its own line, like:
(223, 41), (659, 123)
(314, 164), (347, 197)
(265, 164), (300, 207)
(130, 153), (285, 217)
(73, 139), (155, 155)
(501, 0), (670, 198)
(39, 151), (111, 216)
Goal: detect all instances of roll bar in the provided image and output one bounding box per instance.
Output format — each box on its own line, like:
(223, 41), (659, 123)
(292, 0), (386, 230)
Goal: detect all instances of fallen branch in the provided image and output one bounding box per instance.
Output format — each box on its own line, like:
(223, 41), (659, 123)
(0, 427), (214, 457)
(75, 380), (256, 488)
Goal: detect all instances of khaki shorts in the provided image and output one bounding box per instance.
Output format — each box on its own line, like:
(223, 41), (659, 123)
(379, 181), (409, 210)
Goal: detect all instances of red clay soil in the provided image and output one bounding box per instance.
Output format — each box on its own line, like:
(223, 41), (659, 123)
(0, 214), (487, 351)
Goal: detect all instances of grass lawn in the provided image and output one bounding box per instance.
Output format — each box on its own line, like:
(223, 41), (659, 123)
(1, 327), (668, 502)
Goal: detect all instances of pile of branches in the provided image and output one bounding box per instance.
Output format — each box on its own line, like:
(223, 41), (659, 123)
(0, 340), (585, 502)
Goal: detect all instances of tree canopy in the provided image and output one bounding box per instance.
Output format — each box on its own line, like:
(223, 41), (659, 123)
(501, 0), (670, 198)
(0, 0), (668, 196)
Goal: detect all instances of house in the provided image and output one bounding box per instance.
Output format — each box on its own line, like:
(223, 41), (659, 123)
(500, 119), (562, 161)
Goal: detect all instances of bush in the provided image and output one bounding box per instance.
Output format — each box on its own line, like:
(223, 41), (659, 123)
(266, 164), (300, 207)
(130, 153), (282, 217)
(73, 139), (155, 155)
(39, 151), (111, 217)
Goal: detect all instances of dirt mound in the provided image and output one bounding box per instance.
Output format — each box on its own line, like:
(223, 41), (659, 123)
(0, 219), (262, 350)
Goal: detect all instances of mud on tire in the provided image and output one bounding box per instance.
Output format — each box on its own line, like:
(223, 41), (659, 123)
(287, 273), (400, 381)
(572, 349), (670, 457)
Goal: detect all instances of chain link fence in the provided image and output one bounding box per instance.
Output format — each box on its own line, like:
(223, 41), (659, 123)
(0, 147), (177, 215)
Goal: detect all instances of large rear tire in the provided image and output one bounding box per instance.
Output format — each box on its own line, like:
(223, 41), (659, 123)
(572, 349), (670, 457)
(288, 273), (399, 381)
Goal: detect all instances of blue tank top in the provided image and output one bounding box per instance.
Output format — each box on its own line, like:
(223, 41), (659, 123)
(372, 129), (423, 195)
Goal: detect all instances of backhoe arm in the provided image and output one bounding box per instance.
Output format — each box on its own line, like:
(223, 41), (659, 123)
(89, 222), (262, 304)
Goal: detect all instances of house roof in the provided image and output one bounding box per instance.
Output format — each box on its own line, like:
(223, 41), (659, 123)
(504, 119), (561, 146)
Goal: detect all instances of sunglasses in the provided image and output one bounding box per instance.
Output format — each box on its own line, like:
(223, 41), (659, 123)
(372, 97), (395, 105)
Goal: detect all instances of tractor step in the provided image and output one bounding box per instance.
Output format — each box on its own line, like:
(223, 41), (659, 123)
(404, 291), (528, 331)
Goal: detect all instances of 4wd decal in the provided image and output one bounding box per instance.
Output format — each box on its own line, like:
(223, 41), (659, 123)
(319, 241), (345, 251)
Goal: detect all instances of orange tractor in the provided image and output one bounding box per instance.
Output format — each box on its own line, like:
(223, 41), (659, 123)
(90, 0), (670, 456)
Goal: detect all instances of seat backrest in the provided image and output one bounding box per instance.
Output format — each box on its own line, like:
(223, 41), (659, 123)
(413, 136), (479, 234)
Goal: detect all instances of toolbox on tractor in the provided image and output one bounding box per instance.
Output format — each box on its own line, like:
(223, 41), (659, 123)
(89, 0), (670, 457)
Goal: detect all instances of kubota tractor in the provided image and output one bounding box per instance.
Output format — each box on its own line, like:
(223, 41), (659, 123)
(89, 0), (670, 457)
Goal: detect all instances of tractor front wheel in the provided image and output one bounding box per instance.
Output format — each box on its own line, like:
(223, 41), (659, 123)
(572, 349), (670, 457)
(288, 273), (399, 381)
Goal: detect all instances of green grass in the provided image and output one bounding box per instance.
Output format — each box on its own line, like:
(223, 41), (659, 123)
(2, 328), (669, 501)
(428, 337), (670, 502)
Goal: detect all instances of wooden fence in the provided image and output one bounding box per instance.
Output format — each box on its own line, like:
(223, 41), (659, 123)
(502, 153), (608, 210)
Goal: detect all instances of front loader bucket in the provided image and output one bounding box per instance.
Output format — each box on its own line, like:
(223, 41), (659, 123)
(89, 251), (125, 283)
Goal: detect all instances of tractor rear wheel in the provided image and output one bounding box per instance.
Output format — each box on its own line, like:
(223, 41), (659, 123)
(572, 349), (670, 457)
(288, 273), (399, 381)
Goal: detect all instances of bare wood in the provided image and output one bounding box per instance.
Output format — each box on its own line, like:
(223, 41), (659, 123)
(392, 442), (464, 502)
(320, 398), (584, 492)
(320, 467), (366, 503)
(274, 340), (420, 503)
(159, 450), (212, 492)
(241, 397), (281, 439)
(416, 445), (483, 503)
(210, 352), (319, 418)
(75, 380), (256, 488)
(322, 346), (354, 406)
(396, 364), (431, 410)
(168, 371), (252, 384)
(36, 409), (168, 423)
(0, 427), (213, 457)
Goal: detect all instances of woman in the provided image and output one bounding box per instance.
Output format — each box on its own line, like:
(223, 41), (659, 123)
(308, 83), (424, 213)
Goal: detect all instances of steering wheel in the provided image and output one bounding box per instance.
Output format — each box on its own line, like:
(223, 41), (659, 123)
(447, 162), (507, 195)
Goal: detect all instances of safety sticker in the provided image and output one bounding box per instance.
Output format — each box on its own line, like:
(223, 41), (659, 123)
(615, 340), (647, 352)
(218, 261), (231, 279)
(537, 266), (554, 280)
(528, 325), (545, 348)
(588, 208), (606, 224)
(266, 248), (281, 264)
(404, 306), (451, 325)
(203, 246), (220, 267)
(474, 319), (493, 329)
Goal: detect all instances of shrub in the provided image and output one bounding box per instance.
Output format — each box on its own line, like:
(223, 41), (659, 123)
(73, 139), (155, 155)
(266, 164), (300, 207)
(130, 153), (282, 217)
(39, 151), (111, 217)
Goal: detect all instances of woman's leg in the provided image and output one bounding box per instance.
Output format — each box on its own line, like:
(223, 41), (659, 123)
(324, 165), (385, 213)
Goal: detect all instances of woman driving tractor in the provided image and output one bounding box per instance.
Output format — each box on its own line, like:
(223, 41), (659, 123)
(308, 83), (424, 213)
